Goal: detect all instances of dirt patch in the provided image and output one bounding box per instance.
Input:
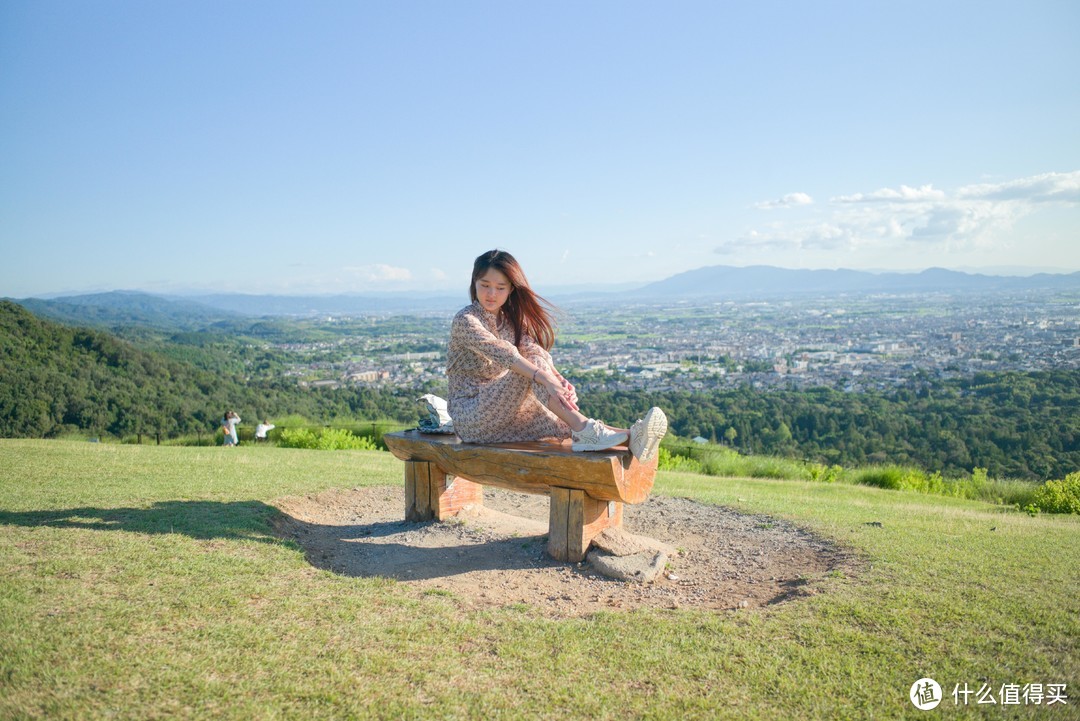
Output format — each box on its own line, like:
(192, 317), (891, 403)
(272, 486), (852, 618)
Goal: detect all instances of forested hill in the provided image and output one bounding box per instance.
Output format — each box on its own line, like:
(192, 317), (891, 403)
(580, 373), (1080, 481)
(0, 301), (413, 439)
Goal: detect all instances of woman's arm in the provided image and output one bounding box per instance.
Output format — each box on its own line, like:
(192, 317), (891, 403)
(510, 356), (578, 411)
(451, 312), (521, 368)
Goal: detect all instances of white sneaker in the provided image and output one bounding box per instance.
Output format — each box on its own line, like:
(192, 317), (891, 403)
(571, 419), (629, 452)
(630, 407), (667, 461)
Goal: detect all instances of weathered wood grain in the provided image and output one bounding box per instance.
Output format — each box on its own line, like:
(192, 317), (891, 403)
(388, 430), (654, 563)
(435, 474), (484, 520)
(384, 430), (656, 503)
(548, 487), (571, 562)
(404, 460), (434, 521)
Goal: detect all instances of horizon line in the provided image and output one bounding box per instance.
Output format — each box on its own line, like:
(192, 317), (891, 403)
(9, 263), (1079, 300)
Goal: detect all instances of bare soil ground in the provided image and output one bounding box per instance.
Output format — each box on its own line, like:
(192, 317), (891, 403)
(272, 486), (852, 618)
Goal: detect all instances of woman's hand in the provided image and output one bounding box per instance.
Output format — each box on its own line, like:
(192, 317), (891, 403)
(538, 369), (578, 411)
(558, 374), (578, 406)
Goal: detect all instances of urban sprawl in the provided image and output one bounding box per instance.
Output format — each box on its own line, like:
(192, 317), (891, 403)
(285, 291), (1080, 394)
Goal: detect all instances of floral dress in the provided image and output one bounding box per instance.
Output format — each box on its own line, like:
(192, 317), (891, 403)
(447, 301), (570, 443)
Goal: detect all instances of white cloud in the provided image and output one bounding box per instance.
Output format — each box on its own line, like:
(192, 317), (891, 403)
(957, 171), (1080, 203)
(718, 223), (855, 255)
(833, 184), (946, 203)
(724, 171), (1079, 259)
(754, 192), (814, 209)
(341, 263), (413, 283)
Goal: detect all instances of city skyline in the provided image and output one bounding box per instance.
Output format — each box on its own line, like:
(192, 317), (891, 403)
(2, 1), (1078, 298)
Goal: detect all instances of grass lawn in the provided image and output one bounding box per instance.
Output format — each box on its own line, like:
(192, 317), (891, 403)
(1, 439), (1077, 720)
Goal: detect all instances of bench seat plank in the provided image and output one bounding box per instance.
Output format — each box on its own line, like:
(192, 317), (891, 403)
(383, 430), (656, 504)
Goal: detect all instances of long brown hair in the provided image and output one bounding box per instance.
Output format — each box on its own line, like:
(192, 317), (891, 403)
(469, 249), (557, 350)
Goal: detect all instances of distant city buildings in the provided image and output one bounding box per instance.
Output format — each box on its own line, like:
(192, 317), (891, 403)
(270, 291), (1080, 394)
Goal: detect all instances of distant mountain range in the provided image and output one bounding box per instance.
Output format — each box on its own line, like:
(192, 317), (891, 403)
(633, 265), (1080, 299)
(8, 265), (1079, 326)
(12, 291), (243, 330)
(183, 292), (464, 316)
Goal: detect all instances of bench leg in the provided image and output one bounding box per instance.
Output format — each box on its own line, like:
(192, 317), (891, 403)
(405, 461), (483, 522)
(547, 487), (623, 563)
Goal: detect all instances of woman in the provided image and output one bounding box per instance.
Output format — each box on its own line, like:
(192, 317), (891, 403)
(447, 249), (667, 460)
(222, 410), (241, 447)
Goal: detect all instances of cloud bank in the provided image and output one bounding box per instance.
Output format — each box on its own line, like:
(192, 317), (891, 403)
(723, 171), (1079, 257)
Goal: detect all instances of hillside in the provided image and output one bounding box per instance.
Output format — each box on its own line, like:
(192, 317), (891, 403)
(0, 300), (243, 438)
(0, 301), (414, 439)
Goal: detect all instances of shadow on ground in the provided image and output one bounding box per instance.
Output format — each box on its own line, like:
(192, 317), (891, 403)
(272, 507), (559, 581)
(0, 500), (282, 545)
(268, 487), (856, 617)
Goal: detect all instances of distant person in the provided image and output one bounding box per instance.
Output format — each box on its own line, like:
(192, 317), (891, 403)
(222, 411), (241, 447)
(221, 414), (232, 446)
(447, 249), (667, 460)
(254, 420), (275, 443)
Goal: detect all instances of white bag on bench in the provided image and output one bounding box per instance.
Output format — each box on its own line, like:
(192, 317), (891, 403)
(416, 394), (454, 434)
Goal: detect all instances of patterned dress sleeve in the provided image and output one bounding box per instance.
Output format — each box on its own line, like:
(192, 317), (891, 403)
(450, 311), (522, 369)
(517, 331), (554, 367)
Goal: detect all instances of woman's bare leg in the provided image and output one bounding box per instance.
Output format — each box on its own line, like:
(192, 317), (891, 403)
(542, 395), (629, 435)
(528, 360), (630, 435)
(543, 395), (588, 431)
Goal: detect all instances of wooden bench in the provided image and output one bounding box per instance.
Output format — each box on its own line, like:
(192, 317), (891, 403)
(383, 430), (658, 563)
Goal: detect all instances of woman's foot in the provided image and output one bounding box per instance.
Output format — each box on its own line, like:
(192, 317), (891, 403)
(630, 407), (667, 461)
(571, 419), (629, 452)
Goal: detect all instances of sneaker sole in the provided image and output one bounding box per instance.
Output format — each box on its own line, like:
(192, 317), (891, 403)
(571, 432), (629, 452)
(631, 408), (667, 461)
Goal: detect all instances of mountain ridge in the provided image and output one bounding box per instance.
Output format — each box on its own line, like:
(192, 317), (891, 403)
(633, 265), (1080, 298)
(8, 265), (1079, 323)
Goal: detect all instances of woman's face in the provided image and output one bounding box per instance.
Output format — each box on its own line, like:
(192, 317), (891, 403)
(475, 268), (512, 314)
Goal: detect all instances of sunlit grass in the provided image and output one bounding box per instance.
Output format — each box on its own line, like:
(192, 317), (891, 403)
(1, 440), (1077, 719)
(660, 441), (1049, 511)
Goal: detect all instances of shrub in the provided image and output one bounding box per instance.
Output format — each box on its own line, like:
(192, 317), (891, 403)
(279, 428), (318, 449)
(746, 457), (807, 480)
(658, 447), (704, 474)
(808, 463), (844, 483)
(922, 471), (947, 496)
(853, 465), (908, 490)
(969, 467), (989, 494)
(1029, 472), (1080, 514)
(278, 427), (377, 451)
(316, 428), (377, 451)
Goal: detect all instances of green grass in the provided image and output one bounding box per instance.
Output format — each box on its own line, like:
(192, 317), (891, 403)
(660, 442), (1049, 510)
(1, 440), (1077, 720)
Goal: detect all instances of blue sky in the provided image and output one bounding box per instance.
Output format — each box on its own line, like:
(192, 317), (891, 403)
(2, 1), (1078, 298)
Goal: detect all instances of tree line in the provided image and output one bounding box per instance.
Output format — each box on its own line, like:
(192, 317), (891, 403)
(578, 370), (1079, 481)
(3, 300), (1077, 480)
